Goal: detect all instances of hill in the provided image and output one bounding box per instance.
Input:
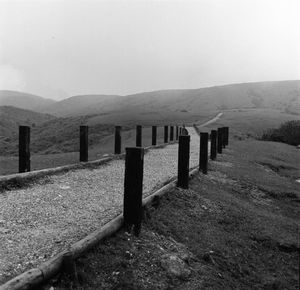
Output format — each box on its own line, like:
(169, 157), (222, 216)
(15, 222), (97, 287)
(0, 90), (56, 112)
(45, 81), (300, 119)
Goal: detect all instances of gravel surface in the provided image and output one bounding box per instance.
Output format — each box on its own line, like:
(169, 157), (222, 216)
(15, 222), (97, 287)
(0, 127), (201, 283)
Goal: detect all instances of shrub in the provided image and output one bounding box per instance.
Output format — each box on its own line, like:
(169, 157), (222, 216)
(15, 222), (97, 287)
(261, 120), (300, 146)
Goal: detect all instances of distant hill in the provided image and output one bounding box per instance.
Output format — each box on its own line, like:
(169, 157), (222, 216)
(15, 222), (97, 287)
(0, 90), (56, 112)
(0, 106), (56, 155)
(45, 81), (300, 120)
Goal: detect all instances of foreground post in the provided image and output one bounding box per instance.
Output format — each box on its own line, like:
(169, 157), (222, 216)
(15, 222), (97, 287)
(152, 126), (157, 146)
(217, 128), (223, 154)
(210, 130), (217, 160)
(80, 126), (88, 162)
(177, 135), (190, 189)
(225, 127), (229, 146)
(200, 132), (208, 174)
(176, 126), (179, 140)
(222, 127), (226, 148)
(114, 126), (121, 154)
(170, 126), (174, 141)
(136, 125), (142, 147)
(19, 126), (30, 173)
(164, 126), (168, 143)
(123, 147), (144, 236)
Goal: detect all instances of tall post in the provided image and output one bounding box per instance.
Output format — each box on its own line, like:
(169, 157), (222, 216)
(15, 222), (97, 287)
(222, 127), (226, 148)
(80, 126), (88, 162)
(177, 135), (190, 189)
(210, 130), (217, 160)
(19, 126), (30, 173)
(152, 126), (157, 146)
(123, 147), (144, 236)
(217, 128), (223, 154)
(179, 127), (182, 136)
(136, 125), (142, 147)
(176, 126), (179, 140)
(225, 127), (229, 146)
(200, 132), (208, 174)
(164, 126), (168, 143)
(170, 126), (174, 141)
(114, 126), (121, 154)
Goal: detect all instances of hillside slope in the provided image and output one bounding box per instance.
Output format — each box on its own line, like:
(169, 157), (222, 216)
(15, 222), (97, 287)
(46, 80), (300, 118)
(0, 90), (56, 111)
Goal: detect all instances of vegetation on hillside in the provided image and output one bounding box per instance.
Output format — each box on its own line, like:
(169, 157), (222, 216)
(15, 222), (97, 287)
(261, 120), (300, 146)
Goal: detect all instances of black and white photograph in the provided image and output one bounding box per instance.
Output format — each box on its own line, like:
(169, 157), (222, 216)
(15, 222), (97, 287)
(0, 0), (299, 289)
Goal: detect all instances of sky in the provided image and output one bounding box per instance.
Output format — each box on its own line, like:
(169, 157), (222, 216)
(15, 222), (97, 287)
(0, 0), (299, 100)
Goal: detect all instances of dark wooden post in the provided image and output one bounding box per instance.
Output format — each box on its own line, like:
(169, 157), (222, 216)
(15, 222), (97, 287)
(136, 125), (142, 147)
(177, 135), (190, 189)
(179, 127), (182, 136)
(80, 126), (88, 162)
(123, 147), (144, 236)
(217, 128), (223, 154)
(114, 126), (121, 154)
(164, 126), (168, 143)
(200, 132), (208, 174)
(210, 130), (217, 160)
(170, 126), (174, 141)
(176, 126), (179, 140)
(225, 127), (229, 146)
(222, 127), (226, 148)
(152, 126), (157, 146)
(19, 126), (30, 173)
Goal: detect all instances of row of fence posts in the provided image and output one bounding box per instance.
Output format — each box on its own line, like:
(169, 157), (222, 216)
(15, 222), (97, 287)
(18, 125), (181, 173)
(124, 126), (229, 235)
(18, 124), (229, 236)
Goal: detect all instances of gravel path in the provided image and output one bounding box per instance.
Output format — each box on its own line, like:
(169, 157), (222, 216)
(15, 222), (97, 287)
(0, 127), (202, 283)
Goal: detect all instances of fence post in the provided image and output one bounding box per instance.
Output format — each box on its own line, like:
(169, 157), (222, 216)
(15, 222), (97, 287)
(152, 126), (157, 146)
(217, 128), (223, 154)
(114, 126), (121, 154)
(222, 127), (226, 148)
(19, 126), (30, 173)
(164, 126), (168, 143)
(225, 127), (229, 146)
(179, 127), (182, 136)
(79, 126), (88, 162)
(210, 130), (217, 160)
(200, 132), (208, 174)
(123, 147), (144, 236)
(176, 126), (179, 140)
(170, 126), (174, 141)
(136, 125), (142, 147)
(177, 135), (190, 189)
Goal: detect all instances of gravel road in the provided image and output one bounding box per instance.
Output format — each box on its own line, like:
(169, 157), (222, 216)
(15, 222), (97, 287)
(0, 127), (204, 283)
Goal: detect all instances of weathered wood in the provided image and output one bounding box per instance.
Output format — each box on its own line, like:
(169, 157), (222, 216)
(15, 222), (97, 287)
(123, 147), (144, 236)
(225, 126), (229, 146)
(210, 130), (217, 160)
(80, 125), (88, 162)
(176, 126), (179, 140)
(0, 268), (43, 290)
(200, 132), (208, 174)
(217, 128), (223, 154)
(62, 252), (79, 285)
(19, 126), (30, 173)
(164, 126), (168, 143)
(222, 127), (226, 148)
(136, 125), (142, 147)
(170, 126), (174, 141)
(177, 135), (190, 189)
(114, 126), (121, 154)
(152, 126), (157, 146)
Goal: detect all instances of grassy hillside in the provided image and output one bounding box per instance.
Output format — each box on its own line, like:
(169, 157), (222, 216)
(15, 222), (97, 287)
(55, 138), (299, 289)
(0, 90), (56, 111)
(46, 80), (300, 118)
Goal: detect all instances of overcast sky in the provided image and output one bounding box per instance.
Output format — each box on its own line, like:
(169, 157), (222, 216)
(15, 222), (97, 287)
(0, 0), (299, 100)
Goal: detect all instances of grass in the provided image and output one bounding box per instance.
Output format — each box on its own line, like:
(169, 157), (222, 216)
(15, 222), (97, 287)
(45, 137), (299, 289)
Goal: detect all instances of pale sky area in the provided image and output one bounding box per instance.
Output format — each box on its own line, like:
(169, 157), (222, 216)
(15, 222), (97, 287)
(0, 0), (299, 100)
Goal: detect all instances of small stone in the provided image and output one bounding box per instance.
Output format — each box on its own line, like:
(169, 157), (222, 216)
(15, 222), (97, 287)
(160, 254), (191, 279)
